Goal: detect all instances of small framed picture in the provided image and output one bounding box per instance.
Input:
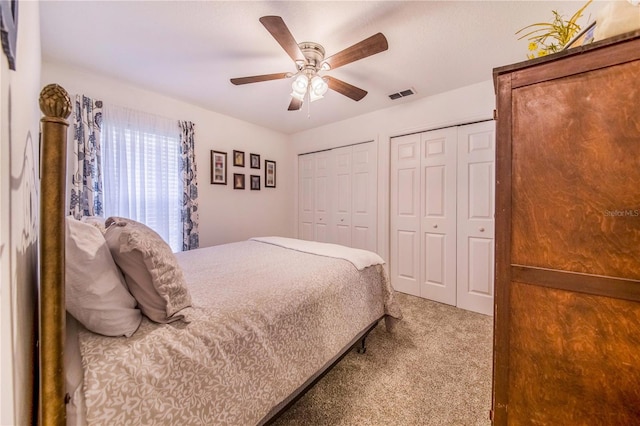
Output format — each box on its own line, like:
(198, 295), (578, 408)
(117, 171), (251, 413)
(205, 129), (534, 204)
(233, 150), (245, 167)
(250, 175), (260, 190)
(211, 150), (227, 185)
(265, 160), (276, 188)
(233, 173), (245, 189)
(250, 153), (261, 169)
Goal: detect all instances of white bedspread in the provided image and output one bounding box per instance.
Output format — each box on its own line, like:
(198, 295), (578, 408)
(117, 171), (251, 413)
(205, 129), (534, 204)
(251, 236), (385, 270)
(76, 239), (401, 425)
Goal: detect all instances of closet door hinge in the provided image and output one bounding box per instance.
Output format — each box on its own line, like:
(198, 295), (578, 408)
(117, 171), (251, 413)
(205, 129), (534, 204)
(493, 109), (498, 120)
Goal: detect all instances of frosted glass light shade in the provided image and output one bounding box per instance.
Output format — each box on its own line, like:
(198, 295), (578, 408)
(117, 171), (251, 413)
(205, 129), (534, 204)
(309, 76), (328, 102)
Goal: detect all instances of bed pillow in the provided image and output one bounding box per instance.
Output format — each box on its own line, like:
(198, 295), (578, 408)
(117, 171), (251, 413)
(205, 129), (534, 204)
(65, 216), (142, 337)
(104, 217), (191, 323)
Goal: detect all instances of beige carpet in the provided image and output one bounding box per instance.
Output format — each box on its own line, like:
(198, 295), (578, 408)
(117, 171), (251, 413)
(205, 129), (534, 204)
(272, 292), (494, 426)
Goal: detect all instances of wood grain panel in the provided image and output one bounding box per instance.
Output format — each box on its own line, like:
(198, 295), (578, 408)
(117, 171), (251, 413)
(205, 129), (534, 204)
(508, 281), (640, 425)
(492, 73), (513, 425)
(512, 265), (640, 302)
(510, 34), (640, 89)
(511, 60), (640, 279)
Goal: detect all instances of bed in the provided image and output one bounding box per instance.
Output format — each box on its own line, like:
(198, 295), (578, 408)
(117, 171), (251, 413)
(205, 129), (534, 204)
(38, 84), (401, 426)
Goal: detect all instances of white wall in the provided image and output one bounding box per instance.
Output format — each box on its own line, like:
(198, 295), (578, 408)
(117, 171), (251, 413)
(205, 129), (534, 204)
(289, 80), (496, 262)
(0, 1), (42, 425)
(41, 62), (295, 247)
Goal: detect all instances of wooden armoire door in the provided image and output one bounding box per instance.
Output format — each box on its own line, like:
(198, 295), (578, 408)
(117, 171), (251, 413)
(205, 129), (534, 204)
(492, 32), (640, 424)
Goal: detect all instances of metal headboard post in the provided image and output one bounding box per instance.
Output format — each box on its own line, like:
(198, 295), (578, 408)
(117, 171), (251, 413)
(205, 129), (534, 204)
(38, 84), (71, 426)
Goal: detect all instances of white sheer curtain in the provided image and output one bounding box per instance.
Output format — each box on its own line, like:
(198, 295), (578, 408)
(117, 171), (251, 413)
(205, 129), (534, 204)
(102, 105), (182, 252)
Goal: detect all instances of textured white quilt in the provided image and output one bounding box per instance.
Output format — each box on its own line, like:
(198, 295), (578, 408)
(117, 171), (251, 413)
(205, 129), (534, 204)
(250, 236), (385, 270)
(77, 239), (401, 425)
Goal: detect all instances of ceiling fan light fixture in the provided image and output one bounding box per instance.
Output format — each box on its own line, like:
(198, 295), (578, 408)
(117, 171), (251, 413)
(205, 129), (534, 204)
(291, 74), (309, 100)
(292, 74), (308, 92)
(309, 75), (329, 102)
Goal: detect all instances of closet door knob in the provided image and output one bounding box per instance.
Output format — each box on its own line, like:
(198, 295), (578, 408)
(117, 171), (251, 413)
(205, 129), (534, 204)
(340, 218), (344, 222)
(433, 224), (438, 229)
(479, 227), (485, 232)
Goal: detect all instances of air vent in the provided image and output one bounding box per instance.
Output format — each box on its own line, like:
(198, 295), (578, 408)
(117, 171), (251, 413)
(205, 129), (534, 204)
(388, 88), (416, 100)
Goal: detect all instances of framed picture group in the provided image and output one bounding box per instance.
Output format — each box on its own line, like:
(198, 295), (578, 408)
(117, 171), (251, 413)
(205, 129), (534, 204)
(211, 149), (276, 190)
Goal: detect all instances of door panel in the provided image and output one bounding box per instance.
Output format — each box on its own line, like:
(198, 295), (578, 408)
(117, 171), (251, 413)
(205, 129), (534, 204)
(457, 121), (495, 315)
(332, 146), (352, 247)
(314, 151), (331, 243)
(351, 142), (377, 252)
(298, 155), (315, 241)
(420, 128), (457, 305)
(390, 134), (421, 296)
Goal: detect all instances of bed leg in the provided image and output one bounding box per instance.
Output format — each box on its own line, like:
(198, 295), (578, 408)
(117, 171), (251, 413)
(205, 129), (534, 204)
(357, 335), (367, 354)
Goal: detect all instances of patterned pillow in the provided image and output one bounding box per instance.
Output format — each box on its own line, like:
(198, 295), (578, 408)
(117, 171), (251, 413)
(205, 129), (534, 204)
(65, 216), (142, 337)
(104, 217), (192, 323)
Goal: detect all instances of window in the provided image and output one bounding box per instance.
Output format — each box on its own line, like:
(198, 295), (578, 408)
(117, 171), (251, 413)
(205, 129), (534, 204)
(102, 105), (182, 252)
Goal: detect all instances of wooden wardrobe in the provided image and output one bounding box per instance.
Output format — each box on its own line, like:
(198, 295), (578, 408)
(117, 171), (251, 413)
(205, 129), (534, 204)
(491, 31), (640, 424)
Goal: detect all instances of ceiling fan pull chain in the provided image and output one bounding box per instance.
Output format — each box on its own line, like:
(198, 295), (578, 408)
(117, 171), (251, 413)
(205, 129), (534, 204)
(307, 91), (311, 119)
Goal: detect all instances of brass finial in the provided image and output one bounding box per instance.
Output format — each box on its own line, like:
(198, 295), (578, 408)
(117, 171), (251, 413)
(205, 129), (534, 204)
(39, 84), (72, 120)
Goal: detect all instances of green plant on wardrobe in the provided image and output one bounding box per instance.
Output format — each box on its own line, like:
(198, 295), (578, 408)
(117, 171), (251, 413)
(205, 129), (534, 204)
(516, 0), (593, 59)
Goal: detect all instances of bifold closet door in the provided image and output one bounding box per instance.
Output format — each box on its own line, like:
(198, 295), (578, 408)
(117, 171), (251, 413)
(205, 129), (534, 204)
(456, 121), (495, 316)
(330, 143), (378, 252)
(299, 142), (377, 250)
(391, 122), (494, 313)
(390, 129), (457, 305)
(298, 151), (332, 242)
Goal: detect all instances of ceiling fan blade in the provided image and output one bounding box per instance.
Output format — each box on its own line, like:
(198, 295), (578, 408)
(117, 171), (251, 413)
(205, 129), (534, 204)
(230, 72), (290, 85)
(323, 33), (388, 70)
(325, 76), (367, 101)
(259, 16), (305, 63)
(288, 97), (303, 111)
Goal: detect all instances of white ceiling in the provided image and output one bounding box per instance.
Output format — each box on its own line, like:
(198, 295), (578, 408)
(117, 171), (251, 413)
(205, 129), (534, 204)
(39, 1), (601, 135)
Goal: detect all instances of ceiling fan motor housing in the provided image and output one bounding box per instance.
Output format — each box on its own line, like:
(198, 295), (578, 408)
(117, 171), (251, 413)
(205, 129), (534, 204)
(298, 42), (326, 72)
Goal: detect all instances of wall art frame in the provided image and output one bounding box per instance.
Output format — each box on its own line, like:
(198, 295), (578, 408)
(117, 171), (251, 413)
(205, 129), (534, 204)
(250, 153), (260, 169)
(233, 150), (245, 167)
(233, 173), (245, 189)
(0, 0), (18, 70)
(265, 160), (276, 188)
(210, 150), (227, 185)
(250, 175), (260, 190)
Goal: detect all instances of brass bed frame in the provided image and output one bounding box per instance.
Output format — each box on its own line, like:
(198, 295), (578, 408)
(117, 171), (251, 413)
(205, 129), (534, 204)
(39, 83), (71, 426)
(36, 83), (381, 426)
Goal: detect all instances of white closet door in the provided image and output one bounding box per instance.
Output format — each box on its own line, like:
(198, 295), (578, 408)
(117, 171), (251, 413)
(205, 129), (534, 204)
(420, 128), (458, 306)
(313, 151), (332, 243)
(351, 142), (377, 252)
(332, 146), (352, 247)
(390, 133), (421, 296)
(456, 121), (495, 315)
(298, 154), (315, 241)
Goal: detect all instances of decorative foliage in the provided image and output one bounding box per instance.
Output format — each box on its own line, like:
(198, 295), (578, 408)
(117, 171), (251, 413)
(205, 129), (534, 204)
(516, 0), (592, 59)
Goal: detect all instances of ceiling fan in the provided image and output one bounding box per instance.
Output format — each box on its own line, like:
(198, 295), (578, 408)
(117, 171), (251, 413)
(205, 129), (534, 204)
(230, 16), (388, 111)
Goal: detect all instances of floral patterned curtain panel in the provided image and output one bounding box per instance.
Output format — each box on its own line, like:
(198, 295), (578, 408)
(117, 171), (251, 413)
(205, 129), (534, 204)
(179, 120), (199, 250)
(69, 95), (103, 218)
